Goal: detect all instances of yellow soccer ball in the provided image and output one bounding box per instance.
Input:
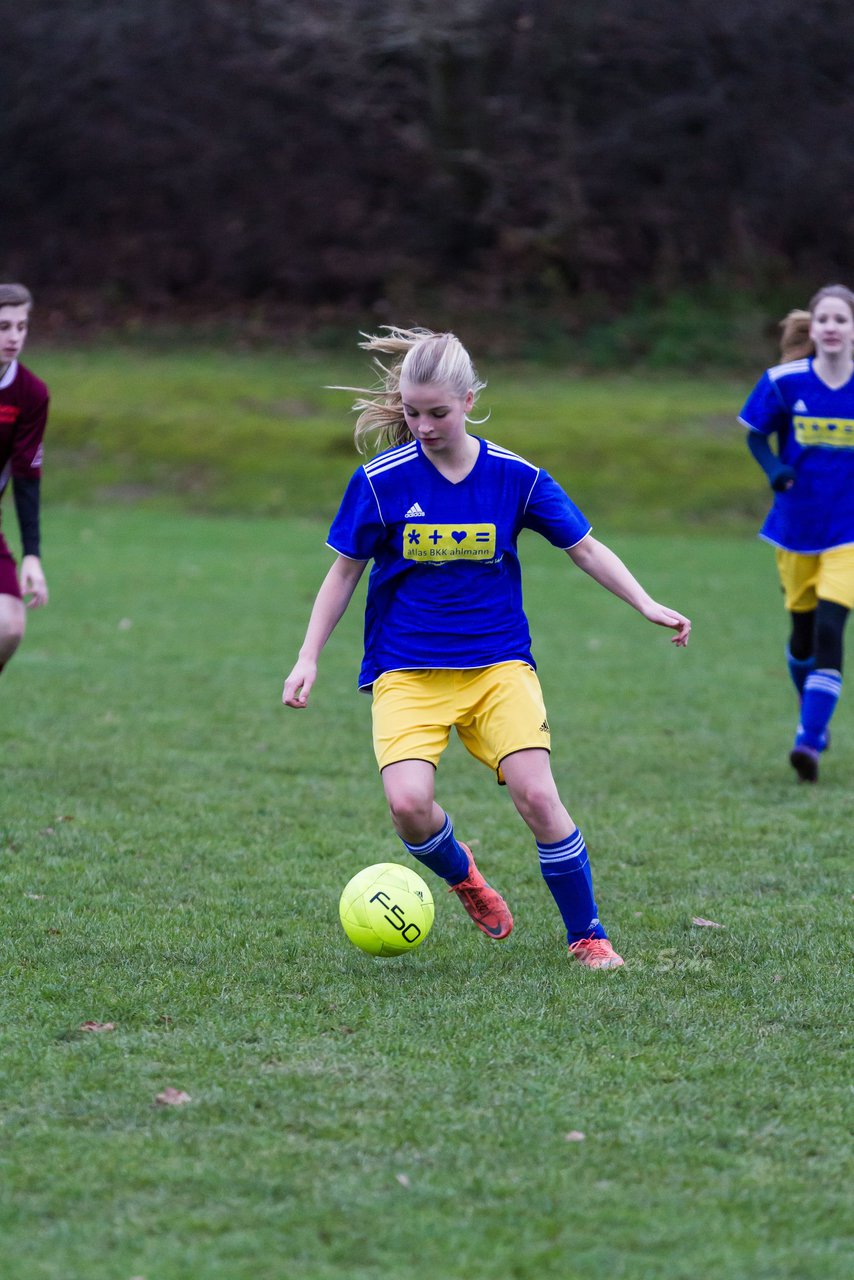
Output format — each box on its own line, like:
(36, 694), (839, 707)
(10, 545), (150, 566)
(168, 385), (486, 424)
(339, 863), (434, 957)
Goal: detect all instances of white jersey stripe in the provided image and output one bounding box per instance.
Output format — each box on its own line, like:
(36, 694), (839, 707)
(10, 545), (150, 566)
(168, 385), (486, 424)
(364, 443), (418, 476)
(485, 440), (538, 470)
(768, 358), (810, 382)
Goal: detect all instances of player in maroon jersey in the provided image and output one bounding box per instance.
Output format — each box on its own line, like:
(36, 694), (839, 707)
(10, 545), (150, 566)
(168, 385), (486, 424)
(0, 283), (49, 677)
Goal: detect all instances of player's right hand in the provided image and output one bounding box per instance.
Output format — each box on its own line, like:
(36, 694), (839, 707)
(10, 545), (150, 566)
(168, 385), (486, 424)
(282, 658), (318, 708)
(20, 555), (48, 608)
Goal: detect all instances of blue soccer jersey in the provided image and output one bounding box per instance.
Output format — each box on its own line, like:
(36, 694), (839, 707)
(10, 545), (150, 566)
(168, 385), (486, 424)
(327, 436), (592, 688)
(739, 358), (854, 552)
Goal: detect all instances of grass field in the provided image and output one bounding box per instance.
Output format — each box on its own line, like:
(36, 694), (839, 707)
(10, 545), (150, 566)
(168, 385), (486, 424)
(38, 342), (761, 533)
(2, 493), (851, 1278)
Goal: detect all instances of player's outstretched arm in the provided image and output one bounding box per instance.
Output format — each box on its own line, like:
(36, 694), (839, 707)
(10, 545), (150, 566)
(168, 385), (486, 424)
(282, 554), (368, 708)
(566, 534), (691, 647)
(19, 555), (48, 608)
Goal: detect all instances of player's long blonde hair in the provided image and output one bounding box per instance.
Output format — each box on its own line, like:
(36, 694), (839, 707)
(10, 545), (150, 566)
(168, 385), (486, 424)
(779, 284), (854, 362)
(341, 326), (487, 454)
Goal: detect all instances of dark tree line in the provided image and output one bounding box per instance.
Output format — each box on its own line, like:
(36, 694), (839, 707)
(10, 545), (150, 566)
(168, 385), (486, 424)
(3, 0), (854, 312)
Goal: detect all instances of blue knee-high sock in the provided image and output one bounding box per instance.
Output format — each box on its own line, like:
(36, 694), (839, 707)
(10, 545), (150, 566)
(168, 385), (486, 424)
(786, 647), (815, 699)
(796, 669), (842, 752)
(537, 828), (607, 944)
(400, 812), (470, 886)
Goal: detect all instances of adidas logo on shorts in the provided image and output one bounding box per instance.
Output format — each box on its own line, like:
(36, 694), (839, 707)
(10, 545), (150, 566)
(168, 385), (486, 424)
(539, 719), (550, 733)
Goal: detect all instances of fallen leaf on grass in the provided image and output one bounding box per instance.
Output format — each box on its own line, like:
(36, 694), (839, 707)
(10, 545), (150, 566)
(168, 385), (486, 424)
(155, 1088), (192, 1106)
(395, 1173), (411, 1188)
(691, 917), (724, 929)
(565, 1130), (586, 1142)
(118, 617), (133, 631)
(25, 893), (44, 900)
(80, 1021), (115, 1033)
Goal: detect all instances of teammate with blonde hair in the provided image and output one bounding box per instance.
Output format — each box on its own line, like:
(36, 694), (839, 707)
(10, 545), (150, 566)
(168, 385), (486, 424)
(283, 327), (691, 967)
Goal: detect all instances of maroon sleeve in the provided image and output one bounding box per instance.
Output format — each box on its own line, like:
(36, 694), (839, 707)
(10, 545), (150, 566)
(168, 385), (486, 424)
(11, 367), (49, 479)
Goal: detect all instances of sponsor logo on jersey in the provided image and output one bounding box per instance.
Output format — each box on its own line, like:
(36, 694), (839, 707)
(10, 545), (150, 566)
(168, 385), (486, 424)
(0, 405), (20, 424)
(403, 523), (496, 561)
(404, 501), (426, 518)
(793, 415), (854, 448)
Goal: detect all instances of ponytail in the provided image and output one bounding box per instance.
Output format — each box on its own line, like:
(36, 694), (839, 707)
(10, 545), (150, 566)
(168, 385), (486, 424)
(778, 310), (813, 362)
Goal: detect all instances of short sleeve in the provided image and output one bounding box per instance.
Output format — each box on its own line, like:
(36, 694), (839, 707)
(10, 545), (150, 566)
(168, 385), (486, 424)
(327, 467), (386, 561)
(738, 372), (787, 437)
(522, 469), (591, 548)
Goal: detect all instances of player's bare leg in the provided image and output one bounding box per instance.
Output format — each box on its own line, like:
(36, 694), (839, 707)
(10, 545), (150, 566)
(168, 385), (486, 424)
(0, 594), (25, 677)
(381, 759), (443, 845)
(500, 747), (574, 842)
(382, 759), (513, 938)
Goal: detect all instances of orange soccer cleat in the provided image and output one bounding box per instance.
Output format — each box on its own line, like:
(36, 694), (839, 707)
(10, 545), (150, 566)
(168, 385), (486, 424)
(568, 936), (624, 970)
(448, 843), (514, 940)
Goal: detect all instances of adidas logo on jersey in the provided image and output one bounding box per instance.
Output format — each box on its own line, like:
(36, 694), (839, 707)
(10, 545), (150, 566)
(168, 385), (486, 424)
(405, 502), (426, 518)
(794, 400), (807, 412)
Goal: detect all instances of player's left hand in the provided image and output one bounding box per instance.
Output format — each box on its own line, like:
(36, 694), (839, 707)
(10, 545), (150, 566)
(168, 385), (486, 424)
(19, 555), (48, 608)
(643, 603), (691, 646)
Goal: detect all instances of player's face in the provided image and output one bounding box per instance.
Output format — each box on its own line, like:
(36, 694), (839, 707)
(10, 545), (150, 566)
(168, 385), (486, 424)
(400, 379), (474, 453)
(0, 305), (30, 366)
(809, 296), (854, 358)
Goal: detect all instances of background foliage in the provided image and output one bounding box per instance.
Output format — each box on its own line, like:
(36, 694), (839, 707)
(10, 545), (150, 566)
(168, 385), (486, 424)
(4, 0), (854, 321)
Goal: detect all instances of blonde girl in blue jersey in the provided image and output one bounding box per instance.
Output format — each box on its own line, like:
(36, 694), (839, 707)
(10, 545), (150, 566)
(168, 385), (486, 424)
(739, 284), (854, 781)
(283, 328), (691, 968)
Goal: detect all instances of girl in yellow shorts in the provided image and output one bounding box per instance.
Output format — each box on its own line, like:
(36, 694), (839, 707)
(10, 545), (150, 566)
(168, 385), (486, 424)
(283, 328), (691, 967)
(739, 285), (854, 782)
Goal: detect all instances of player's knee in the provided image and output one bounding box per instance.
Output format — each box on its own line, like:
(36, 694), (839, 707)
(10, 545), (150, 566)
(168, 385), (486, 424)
(386, 786), (434, 829)
(512, 778), (562, 828)
(0, 606), (25, 659)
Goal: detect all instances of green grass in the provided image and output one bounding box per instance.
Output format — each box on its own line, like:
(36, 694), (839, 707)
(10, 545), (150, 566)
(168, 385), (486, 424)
(37, 343), (761, 532)
(2, 506), (851, 1280)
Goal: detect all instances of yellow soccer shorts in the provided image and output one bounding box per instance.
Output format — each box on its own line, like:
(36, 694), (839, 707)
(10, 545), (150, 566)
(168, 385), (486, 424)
(371, 661), (551, 783)
(775, 544), (854, 612)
